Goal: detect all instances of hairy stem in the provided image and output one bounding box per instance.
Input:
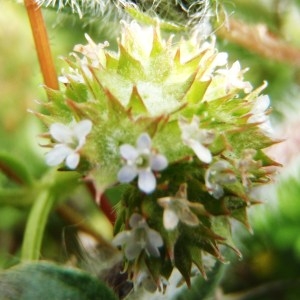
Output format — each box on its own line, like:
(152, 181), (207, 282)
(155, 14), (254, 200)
(217, 16), (300, 66)
(24, 0), (59, 92)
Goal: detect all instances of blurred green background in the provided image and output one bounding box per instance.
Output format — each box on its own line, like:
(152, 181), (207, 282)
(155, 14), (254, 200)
(1, 0), (300, 299)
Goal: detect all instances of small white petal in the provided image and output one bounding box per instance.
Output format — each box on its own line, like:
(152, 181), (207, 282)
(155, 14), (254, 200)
(58, 76), (69, 84)
(215, 52), (228, 66)
(120, 144), (138, 161)
(112, 231), (130, 247)
(145, 242), (161, 258)
(50, 123), (72, 143)
(242, 82), (253, 93)
(150, 154), (168, 171)
(137, 133), (151, 150)
(189, 139), (212, 163)
(65, 153), (80, 169)
(138, 170), (156, 194)
(118, 165), (138, 183)
(163, 209), (179, 230)
(73, 120), (92, 139)
(231, 61), (241, 73)
(45, 145), (72, 166)
(260, 120), (274, 135)
(251, 95), (270, 115)
(257, 95), (270, 111)
(147, 229), (163, 248)
(248, 114), (267, 124)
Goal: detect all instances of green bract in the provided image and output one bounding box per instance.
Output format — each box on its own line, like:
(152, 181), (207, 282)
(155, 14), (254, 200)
(38, 21), (279, 291)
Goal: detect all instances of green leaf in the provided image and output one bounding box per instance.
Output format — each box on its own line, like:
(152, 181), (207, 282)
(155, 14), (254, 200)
(0, 262), (117, 300)
(174, 238), (192, 287)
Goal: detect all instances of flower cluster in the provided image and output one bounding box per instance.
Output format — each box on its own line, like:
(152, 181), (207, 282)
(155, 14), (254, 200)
(40, 21), (279, 293)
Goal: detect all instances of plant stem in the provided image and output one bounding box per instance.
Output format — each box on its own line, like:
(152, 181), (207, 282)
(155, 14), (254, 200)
(21, 189), (55, 261)
(86, 182), (116, 225)
(217, 16), (300, 66)
(24, 0), (59, 92)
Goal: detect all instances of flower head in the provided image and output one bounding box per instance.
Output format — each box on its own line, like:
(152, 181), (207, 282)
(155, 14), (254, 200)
(179, 116), (214, 164)
(112, 213), (163, 260)
(118, 133), (168, 193)
(45, 119), (92, 169)
(205, 160), (236, 199)
(158, 184), (205, 230)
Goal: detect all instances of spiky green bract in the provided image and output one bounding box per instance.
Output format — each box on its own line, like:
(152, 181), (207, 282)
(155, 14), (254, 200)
(39, 21), (279, 290)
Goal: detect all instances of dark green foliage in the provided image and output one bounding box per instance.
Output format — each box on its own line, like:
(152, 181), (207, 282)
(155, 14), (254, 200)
(0, 262), (117, 300)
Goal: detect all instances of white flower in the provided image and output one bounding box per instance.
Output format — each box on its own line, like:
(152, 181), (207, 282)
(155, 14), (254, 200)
(216, 61), (253, 93)
(248, 95), (273, 134)
(112, 213), (163, 260)
(179, 116), (215, 164)
(158, 184), (205, 230)
(201, 50), (228, 81)
(205, 160), (236, 199)
(118, 133), (168, 194)
(45, 119), (92, 169)
(74, 34), (109, 68)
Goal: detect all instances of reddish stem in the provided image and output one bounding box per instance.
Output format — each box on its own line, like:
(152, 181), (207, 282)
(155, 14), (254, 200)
(86, 182), (117, 225)
(24, 0), (59, 92)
